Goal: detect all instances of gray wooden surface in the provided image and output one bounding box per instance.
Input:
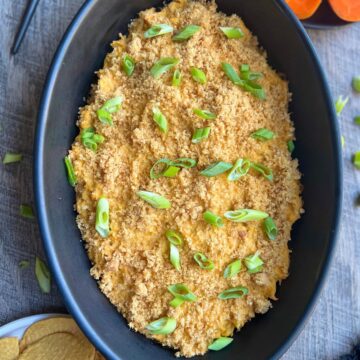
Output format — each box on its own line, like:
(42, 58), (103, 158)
(0, 1), (359, 359)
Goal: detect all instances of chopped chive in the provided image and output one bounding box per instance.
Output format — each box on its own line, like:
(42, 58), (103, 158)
(81, 128), (104, 151)
(146, 317), (176, 335)
(172, 69), (182, 86)
(263, 217), (278, 240)
(168, 283), (197, 306)
(251, 128), (274, 141)
(203, 210), (224, 227)
(223, 259), (242, 278)
(166, 229), (183, 246)
(97, 96), (123, 125)
(221, 62), (241, 84)
(3, 153), (22, 164)
(192, 127), (211, 143)
(193, 108), (216, 120)
(200, 161), (233, 177)
(218, 286), (248, 300)
(64, 156), (77, 187)
(137, 190), (171, 209)
(224, 209), (268, 222)
(227, 158), (251, 181)
(150, 158), (180, 179)
(19, 260), (29, 269)
(190, 67), (207, 84)
(121, 54), (135, 76)
(354, 116), (360, 126)
(251, 162), (273, 181)
(172, 25), (201, 41)
(220, 26), (243, 39)
(144, 24), (173, 38)
(335, 95), (349, 115)
(352, 76), (360, 93)
(244, 252), (264, 273)
(194, 252), (214, 270)
(208, 337), (233, 351)
(150, 57), (180, 79)
(288, 140), (295, 153)
(20, 205), (34, 219)
(240, 64), (263, 81)
(35, 257), (51, 294)
(353, 152), (360, 169)
(170, 243), (181, 271)
(95, 197), (110, 237)
(152, 107), (168, 133)
(171, 158), (197, 168)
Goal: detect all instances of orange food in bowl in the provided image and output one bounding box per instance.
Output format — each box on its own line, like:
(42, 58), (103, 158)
(285, 0), (322, 20)
(328, 0), (360, 22)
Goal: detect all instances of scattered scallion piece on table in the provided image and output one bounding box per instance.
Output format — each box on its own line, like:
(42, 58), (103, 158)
(352, 76), (360, 93)
(203, 210), (224, 227)
(224, 209), (268, 222)
(144, 24), (173, 38)
(19, 260), (29, 269)
(150, 57), (180, 79)
(192, 127), (211, 143)
(193, 108), (216, 120)
(171, 158), (197, 168)
(353, 152), (360, 169)
(334, 95), (349, 115)
(227, 158), (251, 181)
(81, 128), (104, 151)
(288, 140), (295, 154)
(20, 205), (34, 219)
(150, 159), (180, 179)
(208, 337), (233, 351)
(146, 317), (177, 335)
(354, 116), (360, 126)
(223, 259), (242, 278)
(97, 96), (123, 125)
(172, 69), (182, 86)
(194, 252), (214, 270)
(263, 217), (278, 240)
(218, 286), (248, 299)
(137, 190), (171, 209)
(152, 107), (168, 133)
(2, 152), (22, 164)
(168, 283), (197, 308)
(190, 67), (207, 84)
(170, 243), (181, 271)
(64, 156), (76, 186)
(35, 257), (51, 294)
(251, 162), (273, 181)
(172, 25), (201, 41)
(251, 128), (274, 141)
(95, 197), (110, 237)
(200, 161), (233, 177)
(244, 252), (264, 274)
(220, 26), (243, 39)
(166, 229), (183, 246)
(121, 54), (136, 76)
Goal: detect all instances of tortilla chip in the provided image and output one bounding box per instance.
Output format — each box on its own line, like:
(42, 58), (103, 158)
(0, 337), (20, 360)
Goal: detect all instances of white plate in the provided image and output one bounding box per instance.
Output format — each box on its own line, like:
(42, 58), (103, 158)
(0, 313), (69, 339)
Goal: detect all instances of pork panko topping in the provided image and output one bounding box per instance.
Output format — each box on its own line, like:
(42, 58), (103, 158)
(66, 0), (302, 357)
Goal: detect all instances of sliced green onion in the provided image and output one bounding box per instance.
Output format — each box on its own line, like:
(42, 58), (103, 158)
(96, 108), (113, 125)
(352, 76), (360, 93)
(354, 116), (360, 125)
(3, 152), (22, 164)
(242, 80), (266, 100)
(137, 190), (171, 209)
(240, 64), (263, 81)
(172, 69), (182, 86)
(218, 286), (248, 299)
(200, 161), (232, 177)
(335, 95), (349, 115)
(244, 252), (264, 273)
(227, 158), (251, 181)
(221, 62), (241, 84)
(97, 96), (123, 125)
(166, 229), (183, 246)
(224, 209), (268, 222)
(171, 158), (197, 168)
(19, 260), (29, 269)
(251, 162), (273, 181)
(190, 67), (206, 84)
(172, 25), (201, 41)
(150, 57), (179, 79)
(208, 337), (233, 351)
(144, 24), (173, 38)
(35, 257), (51, 294)
(223, 259), (242, 278)
(251, 128), (274, 141)
(203, 210), (224, 227)
(81, 128), (104, 151)
(121, 54), (135, 76)
(263, 217), (278, 240)
(152, 107), (168, 133)
(64, 156), (77, 187)
(194, 252), (214, 270)
(170, 243), (181, 271)
(220, 26), (243, 39)
(353, 152), (360, 169)
(162, 165), (180, 177)
(193, 108), (216, 120)
(169, 297), (184, 308)
(95, 197), (110, 237)
(146, 317), (176, 335)
(150, 159), (179, 179)
(20, 205), (34, 219)
(192, 127), (211, 143)
(168, 283), (197, 304)
(288, 140), (295, 153)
